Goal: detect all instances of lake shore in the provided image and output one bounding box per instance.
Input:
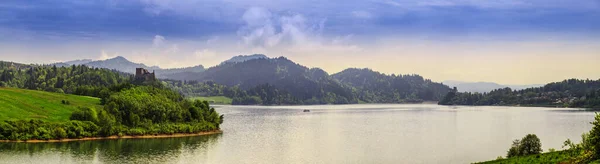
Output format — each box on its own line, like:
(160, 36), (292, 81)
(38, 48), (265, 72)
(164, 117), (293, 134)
(0, 130), (222, 143)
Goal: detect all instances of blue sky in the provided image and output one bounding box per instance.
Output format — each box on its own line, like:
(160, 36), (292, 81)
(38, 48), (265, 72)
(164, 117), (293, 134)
(1, 0), (599, 84)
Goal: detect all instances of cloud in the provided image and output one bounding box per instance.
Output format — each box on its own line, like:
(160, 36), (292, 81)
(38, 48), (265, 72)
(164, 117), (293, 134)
(153, 35), (165, 47)
(98, 50), (118, 60)
(194, 49), (217, 59)
(237, 7), (328, 48)
(236, 7), (363, 58)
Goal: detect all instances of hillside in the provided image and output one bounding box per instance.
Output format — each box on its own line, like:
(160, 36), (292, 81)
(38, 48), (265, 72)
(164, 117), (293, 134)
(332, 68), (451, 103)
(54, 56), (205, 78)
(0, 87), (102, 122)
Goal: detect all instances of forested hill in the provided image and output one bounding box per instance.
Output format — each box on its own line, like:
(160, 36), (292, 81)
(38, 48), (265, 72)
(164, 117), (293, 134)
(54, 56), (205, 78)
(0, 61), (131, 97)
(332, 68), (451, 103)
(165, 57), (358, 105)
(438, 79), (600, 108)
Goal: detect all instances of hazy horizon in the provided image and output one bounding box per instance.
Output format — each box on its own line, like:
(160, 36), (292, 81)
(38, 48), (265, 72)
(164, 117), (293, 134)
(1, 0), (599, 84)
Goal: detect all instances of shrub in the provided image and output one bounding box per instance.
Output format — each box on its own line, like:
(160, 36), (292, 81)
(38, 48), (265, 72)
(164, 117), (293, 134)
(54, 127), (67, 139)
(70, 107), (98, 123)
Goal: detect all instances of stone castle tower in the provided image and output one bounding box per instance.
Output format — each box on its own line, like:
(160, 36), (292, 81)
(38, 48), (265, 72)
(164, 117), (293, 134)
(134, 68), (156, 82)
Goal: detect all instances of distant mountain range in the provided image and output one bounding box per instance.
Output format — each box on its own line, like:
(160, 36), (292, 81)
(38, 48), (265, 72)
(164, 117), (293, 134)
(163, 56), (451, 104)
(442, 80), (543, 93)
(53, 56), (204, 78)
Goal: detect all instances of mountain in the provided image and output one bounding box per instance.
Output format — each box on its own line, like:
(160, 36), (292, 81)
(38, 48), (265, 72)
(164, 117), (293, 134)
(221, 54), (267, 64)
(443, 80), (543, 93)
(54, 56), (204, 78)
(64, 59), (93, 65)
(165, 57), (357, 104)
(83, 56), (153, 74)
(332, 68), (451, 103)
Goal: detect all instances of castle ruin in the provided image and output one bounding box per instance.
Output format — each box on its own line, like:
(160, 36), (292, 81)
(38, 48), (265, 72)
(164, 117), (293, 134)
(135, 68), (156, 82)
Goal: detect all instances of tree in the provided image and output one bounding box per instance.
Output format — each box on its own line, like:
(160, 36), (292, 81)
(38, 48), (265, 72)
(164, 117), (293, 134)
(589, 113), (600, 158)
(507, 134), (543, 158)
(519, 134), (543, 155)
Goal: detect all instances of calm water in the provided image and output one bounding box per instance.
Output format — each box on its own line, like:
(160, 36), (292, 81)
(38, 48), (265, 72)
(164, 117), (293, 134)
(0, 104), (596, 164)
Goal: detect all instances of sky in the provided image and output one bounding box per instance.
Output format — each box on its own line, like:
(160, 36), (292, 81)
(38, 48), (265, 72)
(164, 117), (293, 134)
(0, 0), (599, 84)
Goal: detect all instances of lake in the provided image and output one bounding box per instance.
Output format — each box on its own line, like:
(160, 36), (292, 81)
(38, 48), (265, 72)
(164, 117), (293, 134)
(0, 104), (596, 164)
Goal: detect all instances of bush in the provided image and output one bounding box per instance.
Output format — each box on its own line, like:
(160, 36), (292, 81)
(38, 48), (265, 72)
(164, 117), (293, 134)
(70, 107), (98, 123)
(507, 134), (543, 158)
(61, 100), (70, 105)
(54, 127), (67, 139)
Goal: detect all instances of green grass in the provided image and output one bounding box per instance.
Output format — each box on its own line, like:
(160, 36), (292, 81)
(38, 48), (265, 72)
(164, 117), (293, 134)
(0, 87), (102, 122)
(188, 96), (232, 104)
(475, 150), (581, 164)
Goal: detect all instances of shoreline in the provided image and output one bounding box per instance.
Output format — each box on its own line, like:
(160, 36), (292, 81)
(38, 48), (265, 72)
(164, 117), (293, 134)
(0, 130), (222, 143)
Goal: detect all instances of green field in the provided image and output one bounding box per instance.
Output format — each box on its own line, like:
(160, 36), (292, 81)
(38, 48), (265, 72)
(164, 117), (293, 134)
(189, 96), (232, 104)
(0, 87), (102, 122)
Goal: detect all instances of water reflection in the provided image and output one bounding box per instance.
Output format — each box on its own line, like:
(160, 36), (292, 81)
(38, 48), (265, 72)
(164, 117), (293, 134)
(0, 134), (221, 164)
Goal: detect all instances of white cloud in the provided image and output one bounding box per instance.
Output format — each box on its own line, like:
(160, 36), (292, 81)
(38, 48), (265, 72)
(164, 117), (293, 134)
(153, 35), (165, 47)
(237, 7), (362, 55)
(194, 49), (217, 59)
(98, 50), (117, 60)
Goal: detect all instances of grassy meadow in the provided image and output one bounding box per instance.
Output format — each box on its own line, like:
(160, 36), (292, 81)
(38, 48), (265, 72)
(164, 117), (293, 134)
(0, 87), (102, 122)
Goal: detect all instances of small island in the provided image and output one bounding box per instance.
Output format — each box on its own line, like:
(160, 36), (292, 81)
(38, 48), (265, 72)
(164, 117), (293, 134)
(0, 66), (223, 142)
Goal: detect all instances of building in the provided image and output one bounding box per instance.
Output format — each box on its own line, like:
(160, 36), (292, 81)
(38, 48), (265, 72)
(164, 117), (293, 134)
(135, 68), (156, 82)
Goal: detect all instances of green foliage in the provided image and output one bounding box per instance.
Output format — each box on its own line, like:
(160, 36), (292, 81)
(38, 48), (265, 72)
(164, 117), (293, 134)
(0, 62), (131, 97)
(0, 120), (98, 140)
(439, 79), (600, 108)
(507, 134), (542, 158)
(589, 113), (600, 158)
(70, 107), (99, 123)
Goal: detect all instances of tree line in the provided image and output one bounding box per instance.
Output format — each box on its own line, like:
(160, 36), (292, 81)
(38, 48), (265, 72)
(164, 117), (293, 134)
(439, 79), (600, 108)
(0, 61), (131, 97)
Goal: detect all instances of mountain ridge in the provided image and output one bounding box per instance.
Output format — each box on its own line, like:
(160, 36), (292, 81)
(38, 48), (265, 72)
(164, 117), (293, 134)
(54, 56), (205, 78)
